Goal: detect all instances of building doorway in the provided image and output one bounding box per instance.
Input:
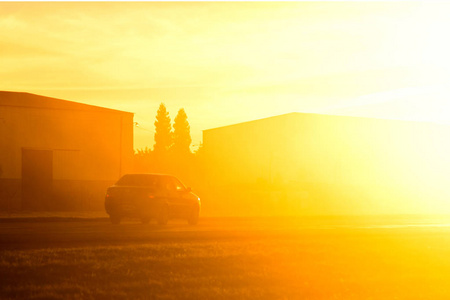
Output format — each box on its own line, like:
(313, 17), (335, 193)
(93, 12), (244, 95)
(21, 149), (53, 210)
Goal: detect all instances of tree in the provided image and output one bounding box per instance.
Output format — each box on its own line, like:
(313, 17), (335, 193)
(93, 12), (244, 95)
(172, 108), (192, 155)
(153, 103), (172, 155)
(134, 147), (152, 172)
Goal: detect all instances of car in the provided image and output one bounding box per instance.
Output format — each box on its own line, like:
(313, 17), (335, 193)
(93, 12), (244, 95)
(104, 173), (201, 225)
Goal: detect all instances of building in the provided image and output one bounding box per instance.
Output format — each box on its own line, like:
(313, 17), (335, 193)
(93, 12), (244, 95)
(202, 113), (450, 216)
(0, 91), (134, 211)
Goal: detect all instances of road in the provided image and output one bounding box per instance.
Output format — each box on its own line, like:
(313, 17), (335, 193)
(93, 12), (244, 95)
(2, 215), (450, 250)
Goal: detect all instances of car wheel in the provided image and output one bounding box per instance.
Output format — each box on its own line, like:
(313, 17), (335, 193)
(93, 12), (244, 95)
(110, 215), (121, 225)
(188, 206), (199, 225)
(157, 205), (169, 225)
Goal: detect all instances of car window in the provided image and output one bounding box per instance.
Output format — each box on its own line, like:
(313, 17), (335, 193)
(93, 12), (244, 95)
(143, 176), (160, 188)
(116, 175), (136, 186)
(160, 177), (175, 191)
(116, 174), (159, 187)
(159, 176), (186, 192)
(116, 175), (186, 190)
(171, 177), (186, 191)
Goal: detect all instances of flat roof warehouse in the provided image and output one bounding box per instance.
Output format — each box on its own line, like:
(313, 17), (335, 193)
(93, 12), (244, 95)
(0, 91), (133, 115)
(202, 111), (450, 216)
(0, 91), (134, 211)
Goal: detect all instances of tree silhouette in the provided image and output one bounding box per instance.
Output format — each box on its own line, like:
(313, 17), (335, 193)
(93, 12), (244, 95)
(153, 103), (172, 155)
(172, 108), (192, 155)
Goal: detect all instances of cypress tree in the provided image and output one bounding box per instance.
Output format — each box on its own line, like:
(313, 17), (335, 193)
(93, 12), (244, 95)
(172, 108), (192, 155)
(153, 103), (172, 154)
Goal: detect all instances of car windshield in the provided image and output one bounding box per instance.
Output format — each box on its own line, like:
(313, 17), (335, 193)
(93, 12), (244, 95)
(160, 176), (187, 191)
(115, 174), (161, 187)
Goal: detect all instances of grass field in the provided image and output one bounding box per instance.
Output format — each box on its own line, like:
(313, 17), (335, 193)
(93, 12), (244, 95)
(2, 217), (450, 299)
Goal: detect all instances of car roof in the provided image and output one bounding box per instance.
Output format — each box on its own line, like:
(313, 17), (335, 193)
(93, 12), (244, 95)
(121, 173), (173, 177)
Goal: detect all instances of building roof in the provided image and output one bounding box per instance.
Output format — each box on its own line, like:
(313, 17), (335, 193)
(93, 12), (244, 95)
(0, 91), (133, 115)
(203, 112), (299, 132)
(203, 111), (444, 133)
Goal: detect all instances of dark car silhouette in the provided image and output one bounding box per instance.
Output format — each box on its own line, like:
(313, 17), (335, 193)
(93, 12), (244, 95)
(105, 173), (201, 225)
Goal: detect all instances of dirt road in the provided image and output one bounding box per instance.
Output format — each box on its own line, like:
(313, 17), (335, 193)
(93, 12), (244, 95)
(1, 215), (450, 250)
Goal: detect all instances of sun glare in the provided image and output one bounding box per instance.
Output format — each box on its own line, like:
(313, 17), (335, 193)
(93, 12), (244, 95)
(2, 2), (450, 216)
(5, 2), (450, 300)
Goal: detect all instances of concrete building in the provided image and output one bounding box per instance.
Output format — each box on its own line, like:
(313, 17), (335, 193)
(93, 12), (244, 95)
(0, 91), (134, 211)
(202, 113), (450, 216)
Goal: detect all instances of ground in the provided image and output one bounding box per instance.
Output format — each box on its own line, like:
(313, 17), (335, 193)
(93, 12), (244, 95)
(1, 215), (450, 299)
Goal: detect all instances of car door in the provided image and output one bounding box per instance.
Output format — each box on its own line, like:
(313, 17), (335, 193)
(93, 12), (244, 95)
(160, 176), (178, 212)
(167, 176), (191, 217)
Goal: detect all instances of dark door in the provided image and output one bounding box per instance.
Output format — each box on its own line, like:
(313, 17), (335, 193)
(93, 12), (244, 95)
(160, 176), (188, 217)
(22, 149), (53, 210)
(169, 177), (191, 217)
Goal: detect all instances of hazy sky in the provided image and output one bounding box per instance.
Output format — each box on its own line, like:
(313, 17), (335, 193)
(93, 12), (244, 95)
(1, 2), (450, 149)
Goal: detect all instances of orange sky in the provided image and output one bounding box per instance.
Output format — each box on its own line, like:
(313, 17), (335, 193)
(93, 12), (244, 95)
(1, 2), (450, 150)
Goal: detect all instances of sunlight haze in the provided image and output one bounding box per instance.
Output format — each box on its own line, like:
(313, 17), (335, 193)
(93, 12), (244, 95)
(1, 2), (450, 149)
(5, 4), (450, 298)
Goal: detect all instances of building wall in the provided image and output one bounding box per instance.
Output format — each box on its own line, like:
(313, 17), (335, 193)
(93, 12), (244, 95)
(202, 113), (450, 216)
(0, 102), (133, 211)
